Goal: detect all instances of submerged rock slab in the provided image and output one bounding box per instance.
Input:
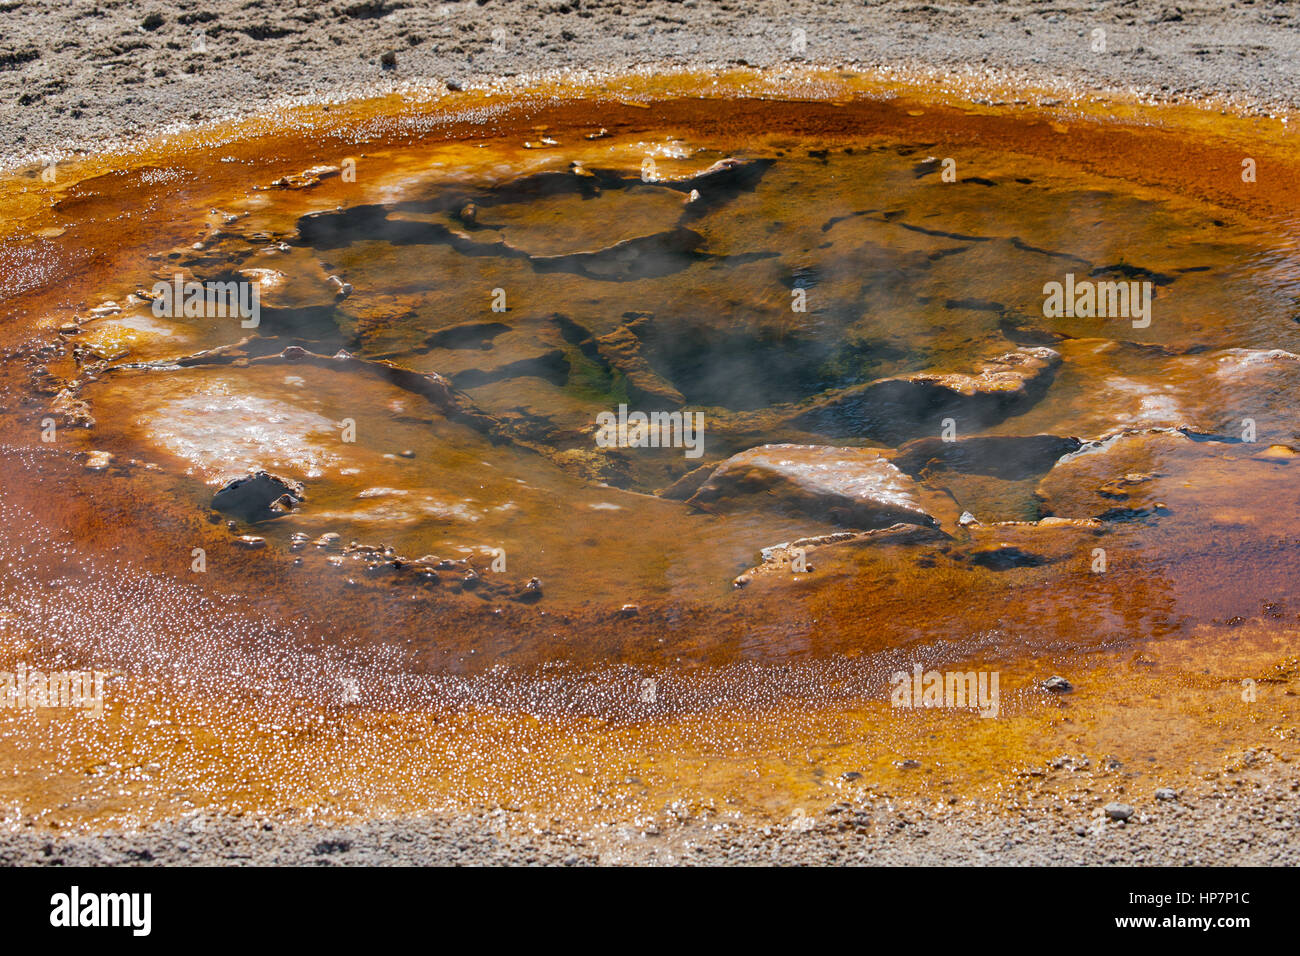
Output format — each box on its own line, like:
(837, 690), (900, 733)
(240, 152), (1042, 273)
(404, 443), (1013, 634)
(685, 443), (938, 529)
(787, 347), (1062, 442)
(891, 434), (1081, 479)
(212, 470), (306, 522)
(656, 462), (717, 500)
(947, 518), (1106, 572)
(529, 226), (706, 281)
(734, 523), (947, 585)
(592, 319), (685, 409)
(1034, 428), (1189, 519)
(1034, 424), (1300, 530)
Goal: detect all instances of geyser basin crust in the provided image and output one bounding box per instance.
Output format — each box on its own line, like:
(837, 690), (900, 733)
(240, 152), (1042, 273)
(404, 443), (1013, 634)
(0, 73), (1297, 849)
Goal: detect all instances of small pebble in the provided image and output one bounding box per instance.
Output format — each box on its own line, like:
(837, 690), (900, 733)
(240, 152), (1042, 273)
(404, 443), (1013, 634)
(1103, 802), (1134, 821)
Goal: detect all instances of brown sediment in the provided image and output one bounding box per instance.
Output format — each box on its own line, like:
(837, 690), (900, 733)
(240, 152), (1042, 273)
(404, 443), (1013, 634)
(0, 69), (1297, 835)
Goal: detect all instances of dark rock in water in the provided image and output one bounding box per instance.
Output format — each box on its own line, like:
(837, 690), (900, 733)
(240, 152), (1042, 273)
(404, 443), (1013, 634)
(912, 156), (943, 178)
(84, 450), (115, 472)
(592, 321), (685, 408)
(513, 578), (543, 603)
(686, 444), (937, 530)
(738, 525), (947, 582)
(787, 347), (1061, 443)
(1042, 675), (1073, 693)
(451, 348), (570, 388)
(211, 471), (305, 522)
(425, 321), (510, 351)
(666, 158), (776, 212)
(892, 434), (1081, 480)
(365, 559), (401, 577)
(657, 462), (717, 500)
(966, 544), (1049, 570)
(267, 494), (298, 516)
(420, 319), (571, 391)
(1035, 428), (1186, 520)
(530, 226), (706, 282)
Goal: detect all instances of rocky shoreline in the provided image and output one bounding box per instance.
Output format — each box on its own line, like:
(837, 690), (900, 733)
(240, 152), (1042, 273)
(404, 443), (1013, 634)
(6, 751), (1296, 865)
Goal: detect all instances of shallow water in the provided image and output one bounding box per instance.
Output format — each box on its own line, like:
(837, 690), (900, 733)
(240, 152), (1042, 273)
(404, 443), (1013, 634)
(0, 72), (1298, 829)
(70, 89), (1300, 622)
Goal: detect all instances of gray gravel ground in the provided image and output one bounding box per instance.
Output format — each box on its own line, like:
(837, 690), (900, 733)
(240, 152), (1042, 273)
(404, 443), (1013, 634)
(5, 756), (1296, 865)
(1, 0), (1298, 167)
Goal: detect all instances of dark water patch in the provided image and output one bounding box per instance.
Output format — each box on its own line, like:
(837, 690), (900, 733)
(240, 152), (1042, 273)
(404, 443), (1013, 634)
(912, 157), (942, 178)
(530, 226), (707, 281)
(893, 435), (1082, 480)
(299, 201), (712, 282)
(944, 298), (1005, 312)
(424, 321), (511, 350)
(256, 304), (345, 341)
(450, 350), (570, 388)
(820, 209), (881, 232)
(781, 266), (822, 290)
(998, 313), (1070, 345)
(787, 348), (1061, 443)
(1089, 262), (1177, 287)
(1010, 238), (1090, 264)
(881, 218), (993, 243)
